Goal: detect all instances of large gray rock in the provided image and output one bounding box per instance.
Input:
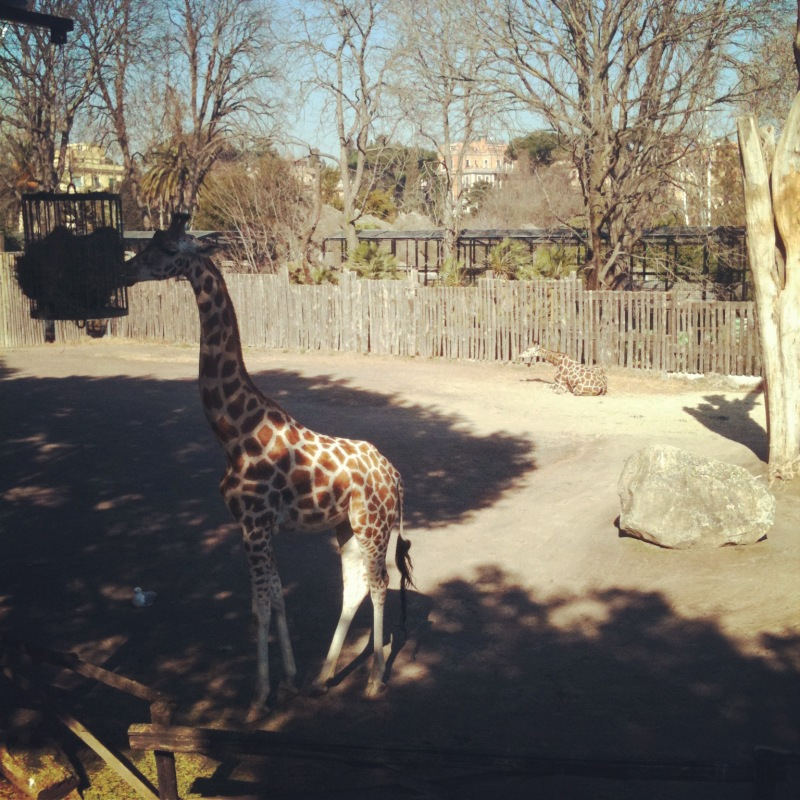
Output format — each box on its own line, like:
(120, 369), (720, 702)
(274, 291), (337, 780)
(618, 444), (775, 549)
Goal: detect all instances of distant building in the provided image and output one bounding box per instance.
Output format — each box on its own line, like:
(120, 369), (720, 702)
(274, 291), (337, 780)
(291, 153), (322, 189)
(442, 138), (514, 202)
(57, 143), (125, 192)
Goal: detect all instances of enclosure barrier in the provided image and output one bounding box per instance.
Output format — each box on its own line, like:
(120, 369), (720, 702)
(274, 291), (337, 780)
(0, 633), (178, 800)
(1, 254), (763, 376)
(127, 723), (790, 799)
(0, 633), (792, 798)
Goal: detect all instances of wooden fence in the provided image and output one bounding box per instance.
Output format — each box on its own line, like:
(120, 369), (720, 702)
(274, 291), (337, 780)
(0, 253), (763, 375)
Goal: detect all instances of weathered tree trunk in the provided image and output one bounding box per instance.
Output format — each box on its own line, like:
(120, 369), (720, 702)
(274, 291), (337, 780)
(737, 93), (800, 480)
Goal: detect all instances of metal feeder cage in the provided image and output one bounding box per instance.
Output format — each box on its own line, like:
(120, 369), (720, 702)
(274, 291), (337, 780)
(17, 191), (129, 321)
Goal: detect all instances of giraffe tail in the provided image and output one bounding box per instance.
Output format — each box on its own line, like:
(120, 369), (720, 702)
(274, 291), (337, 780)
(394, 477), (414, 634)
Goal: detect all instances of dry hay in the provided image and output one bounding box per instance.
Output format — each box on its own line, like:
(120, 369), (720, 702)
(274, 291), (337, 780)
(15, 226), (125, 320)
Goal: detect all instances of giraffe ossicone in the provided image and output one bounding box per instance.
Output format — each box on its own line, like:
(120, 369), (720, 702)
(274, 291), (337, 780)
(125, 214), (413, 718)
(520, 343), (608, 396)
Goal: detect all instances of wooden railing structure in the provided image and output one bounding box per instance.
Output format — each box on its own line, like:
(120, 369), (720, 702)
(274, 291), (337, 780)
(0, 633), (178, 800)
(126, 724), (787, 798)
(1, 253), (763, 376)
(0, 633), (793, 799)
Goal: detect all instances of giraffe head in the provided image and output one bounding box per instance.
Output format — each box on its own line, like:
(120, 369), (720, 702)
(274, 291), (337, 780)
(520, 342), (542, 361)
(125, 213), (218, 285)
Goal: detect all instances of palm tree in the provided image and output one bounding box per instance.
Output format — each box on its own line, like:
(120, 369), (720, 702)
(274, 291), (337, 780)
(140, 138), (191, 227)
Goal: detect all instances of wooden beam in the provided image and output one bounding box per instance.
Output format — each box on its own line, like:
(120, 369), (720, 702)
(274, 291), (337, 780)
(0, 4), (74, 44)
(129, 724), (766, 784)
(0, 634), (171, 705)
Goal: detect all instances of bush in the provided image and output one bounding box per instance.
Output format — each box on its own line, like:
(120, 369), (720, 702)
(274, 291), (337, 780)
(518, 244), (575, 280)
(438, 255), (469, 286)
(488, 238), (532, 279)
(345, 242), (399, 280)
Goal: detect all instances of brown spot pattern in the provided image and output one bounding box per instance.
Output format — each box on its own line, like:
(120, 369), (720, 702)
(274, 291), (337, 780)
(132, 233), (406, 705)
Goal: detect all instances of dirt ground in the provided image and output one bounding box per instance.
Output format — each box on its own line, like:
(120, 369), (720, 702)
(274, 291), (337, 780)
(1, 340), (799, 799)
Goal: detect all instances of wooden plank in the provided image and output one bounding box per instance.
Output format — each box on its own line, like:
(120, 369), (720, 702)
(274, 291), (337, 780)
(149, 702), (178, 800)
(128, 724), (764, 785)
(0, 724), (80, 800)
(0, 636), (169, 706)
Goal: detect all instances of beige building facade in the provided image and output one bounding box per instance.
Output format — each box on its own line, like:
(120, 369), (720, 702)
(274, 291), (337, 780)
(443, 138), (514, 201)
(58, 143), (125, 193)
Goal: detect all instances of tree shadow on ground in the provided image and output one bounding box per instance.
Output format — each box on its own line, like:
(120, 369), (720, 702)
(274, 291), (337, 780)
(2, 359), (798, 798)
(683, 389), (768, 462)
(191, 566), (800, 800)
(0, 358), (533, 728)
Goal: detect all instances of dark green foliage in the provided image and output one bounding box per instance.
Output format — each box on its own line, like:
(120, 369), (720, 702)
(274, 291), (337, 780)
(345, 241), (399, 280)
(508, 131), (569, 170)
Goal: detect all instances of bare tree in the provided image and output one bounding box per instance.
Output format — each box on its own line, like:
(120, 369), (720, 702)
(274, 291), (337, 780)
(739, 20), (797, 129)
(80, 0), (159, 227)
(469, 161), (583, 229)
(479, 0), (781, 288)
(391, 0), (495, 262)
(289, 0), (399, 254)
(737, 31), (800, 481)
(140, 0), (276, 222)
(0, 0), (98, 197)
(197, 151), (321, 275)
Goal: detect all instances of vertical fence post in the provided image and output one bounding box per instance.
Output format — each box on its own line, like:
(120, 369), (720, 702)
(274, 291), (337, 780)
(149, 700), (179, 800)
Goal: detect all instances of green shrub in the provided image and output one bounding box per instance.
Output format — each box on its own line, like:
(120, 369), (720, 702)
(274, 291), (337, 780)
(345, 241), (399, 280)
(309, 265), (338, 284)
(288, 261), (339, 285)
(488, 238), (532, 279)
(438, 255), (469, 286)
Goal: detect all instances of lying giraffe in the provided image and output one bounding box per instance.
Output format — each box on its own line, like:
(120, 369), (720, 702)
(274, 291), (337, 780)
(125, 214), (413, 718)
(520, 343), (608, 396)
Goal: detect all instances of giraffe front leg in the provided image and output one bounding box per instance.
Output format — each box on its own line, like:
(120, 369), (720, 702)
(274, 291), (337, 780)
(247, 580), (272, 719)
(243, 525), (298, 721)
(550, 367), (569, 393)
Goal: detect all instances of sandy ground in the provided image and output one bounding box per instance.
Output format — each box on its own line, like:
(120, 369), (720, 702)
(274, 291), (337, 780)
(1, 340), (799, 799)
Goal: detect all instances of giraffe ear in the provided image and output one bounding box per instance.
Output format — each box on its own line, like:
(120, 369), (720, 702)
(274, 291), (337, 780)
(168, 213), (191, 236)
(193, 232), (224, 256)
(196, 239), (222, 256)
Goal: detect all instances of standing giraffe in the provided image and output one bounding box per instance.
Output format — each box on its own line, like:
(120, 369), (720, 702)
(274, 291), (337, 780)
(125, 214), (413, 718)
(520, 343), (608, 396)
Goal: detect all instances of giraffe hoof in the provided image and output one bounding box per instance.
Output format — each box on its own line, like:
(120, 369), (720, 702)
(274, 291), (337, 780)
(244, 703), (272, 724)
(280, 681), (300, 699)
(308, 679), (330, 697)
(365, 679), (387, 698)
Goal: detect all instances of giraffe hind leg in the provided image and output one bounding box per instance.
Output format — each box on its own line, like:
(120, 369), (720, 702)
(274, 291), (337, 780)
(311, 521), (369, 694)
(360, 521), (391, 697)
(365, 567), (389, 697)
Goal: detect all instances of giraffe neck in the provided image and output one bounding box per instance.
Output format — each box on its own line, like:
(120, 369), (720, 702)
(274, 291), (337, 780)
(538, 347), (564, 366)
(186, 257), (280, 447)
